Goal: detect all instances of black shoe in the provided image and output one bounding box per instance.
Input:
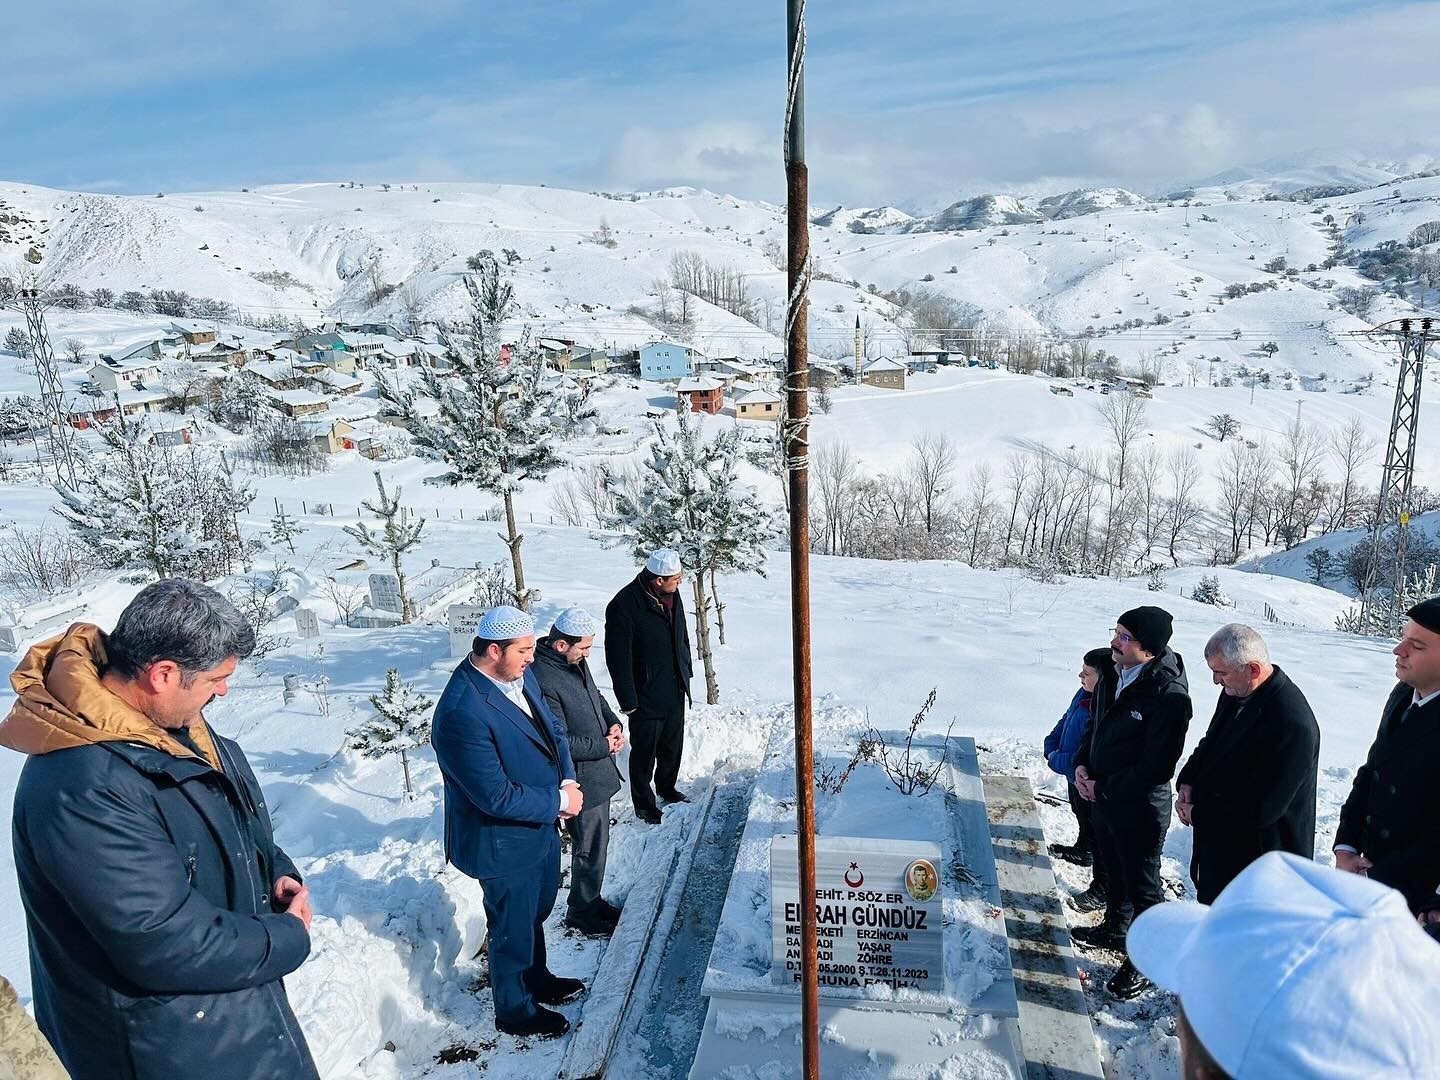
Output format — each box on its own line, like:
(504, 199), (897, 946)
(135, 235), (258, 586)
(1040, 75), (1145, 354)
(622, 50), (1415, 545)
(636, 806), (662, 824)
(564, 909), (616, 938)
(597, 899), (623, 924)
(532, 976), (586, 1005)
(1048, 842), (1093, 867)
(1067, 884), (1108, 914)
(1107, 959), (1152, 1000)
(659, 788), (690, 804)
(497, 1006), (571, 1039)
(1070, 923), (1126, 951)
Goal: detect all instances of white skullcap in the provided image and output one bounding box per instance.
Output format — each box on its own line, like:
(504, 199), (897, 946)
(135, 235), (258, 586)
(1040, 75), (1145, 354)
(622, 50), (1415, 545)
(475, 605), (534, 640)
(645, 548), (682, 576)
(552, 607), (597, 638)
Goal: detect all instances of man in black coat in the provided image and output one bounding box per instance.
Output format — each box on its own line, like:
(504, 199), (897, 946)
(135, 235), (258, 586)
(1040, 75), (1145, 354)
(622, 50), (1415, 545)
(605, 548), (693, 824)
(1334, 598), (1440, 911)
(1176, 623), (1319, 904)
(1073, 604), (1192, 1000)
(532, 607), (627, 936)
(0, 580), (317, 1080)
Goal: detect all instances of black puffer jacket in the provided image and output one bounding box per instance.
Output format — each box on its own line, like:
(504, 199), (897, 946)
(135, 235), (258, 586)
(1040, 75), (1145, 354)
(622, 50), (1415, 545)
(604, 574), (693, 716)
(12, 737), (316, 1080)
(1074, 647), (1193, 803)
(531, 635), (624, 804)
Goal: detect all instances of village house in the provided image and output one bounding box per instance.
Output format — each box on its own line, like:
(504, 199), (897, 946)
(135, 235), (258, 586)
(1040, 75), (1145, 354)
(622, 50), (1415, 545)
(676, 375), (724, 414)
(861, 357), (907, 390)
(88, 358), (161, 396)
(807, 362), (843, 389)
(268, 388), (330, 418)
(537, 338), (575, 370)
(242, 358), (310, 390)
(641, 341), (701, 382)
(735, 387), (783, 421)
(569, 348), (610, 374)
(311, 368), (363, 396)
(169, 321), (217, 347)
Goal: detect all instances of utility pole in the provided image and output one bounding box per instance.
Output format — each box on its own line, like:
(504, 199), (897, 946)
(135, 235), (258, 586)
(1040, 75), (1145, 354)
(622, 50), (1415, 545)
(853, 314), (863, 385)
(784, 2), (819, 1077)
(10, 279), (80, 489)
(1356, 317), (1439, 628)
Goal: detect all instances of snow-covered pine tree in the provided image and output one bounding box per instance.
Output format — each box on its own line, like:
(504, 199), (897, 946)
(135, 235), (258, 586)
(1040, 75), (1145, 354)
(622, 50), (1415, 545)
(343, 471), (424, 623)
(54, 411), (211, 582)
(350, 667), (434, 798)
(1191, 573), (1232, 607)
(270, 505), (305, 554)
(376, 255), (558, 610)
(705, 427), (777, 645)
(604, 402), (738, 704)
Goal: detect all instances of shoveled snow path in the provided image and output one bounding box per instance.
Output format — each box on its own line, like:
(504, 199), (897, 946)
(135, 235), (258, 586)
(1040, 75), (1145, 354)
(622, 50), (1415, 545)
(606, 773), (753, 1080)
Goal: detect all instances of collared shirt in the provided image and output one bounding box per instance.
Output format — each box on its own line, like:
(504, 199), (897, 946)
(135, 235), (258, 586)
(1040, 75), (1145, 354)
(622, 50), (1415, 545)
(1115, 659), (1148, 696)
(473, 663), (572, 815)
(1414, 688), (1440, 710)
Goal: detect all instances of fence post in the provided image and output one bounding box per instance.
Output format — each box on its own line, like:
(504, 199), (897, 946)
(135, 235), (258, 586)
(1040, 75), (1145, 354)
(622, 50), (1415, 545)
(302, 501), (308, 515)
(273, 497), (280, 514)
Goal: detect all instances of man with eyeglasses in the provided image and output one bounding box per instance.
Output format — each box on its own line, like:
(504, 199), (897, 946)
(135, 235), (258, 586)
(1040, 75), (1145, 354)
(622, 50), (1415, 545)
(1072, 605), (1192, 1000)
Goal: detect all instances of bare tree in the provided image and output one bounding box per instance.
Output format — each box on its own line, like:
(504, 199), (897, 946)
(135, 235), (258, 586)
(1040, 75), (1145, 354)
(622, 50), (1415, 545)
(907, 432), (956, 536)
(812, 441), (861, 556)
(1273, 419), (1328, 547)
(1164, 446), (1204, 565)
(960, 462), (996, 567)
(1216, 440), (1269, 562)
(397, 282), (426, 333)
(1097, 393), (1148, 490)
(1327, 415), (1378, 530)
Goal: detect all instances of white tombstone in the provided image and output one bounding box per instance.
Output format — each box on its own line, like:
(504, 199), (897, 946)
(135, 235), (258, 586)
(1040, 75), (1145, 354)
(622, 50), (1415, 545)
(448, 603), (488, 658)
(293, 607), (321, 639)
(368, 572), (403, 613)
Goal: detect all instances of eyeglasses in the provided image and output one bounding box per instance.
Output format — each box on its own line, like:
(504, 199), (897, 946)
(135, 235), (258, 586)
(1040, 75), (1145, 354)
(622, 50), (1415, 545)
(1110, 629), (1133, 646)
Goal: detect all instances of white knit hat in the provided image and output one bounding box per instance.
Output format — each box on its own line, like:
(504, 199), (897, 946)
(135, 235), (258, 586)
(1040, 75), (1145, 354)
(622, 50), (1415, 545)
(475, 605), (534, 640)
(552, 607), (597, 638)
(645, 548), (682, 575)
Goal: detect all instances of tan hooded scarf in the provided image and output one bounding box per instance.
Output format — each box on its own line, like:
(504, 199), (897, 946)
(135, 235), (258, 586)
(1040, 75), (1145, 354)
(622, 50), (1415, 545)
(0, 623), (221, 769)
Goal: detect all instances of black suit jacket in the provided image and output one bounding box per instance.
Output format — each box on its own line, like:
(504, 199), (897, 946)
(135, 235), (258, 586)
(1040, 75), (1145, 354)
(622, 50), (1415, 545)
(1336, 683), (1440, 910)
(531, 636), (624, 804)
(1177, 666), (1320, 903)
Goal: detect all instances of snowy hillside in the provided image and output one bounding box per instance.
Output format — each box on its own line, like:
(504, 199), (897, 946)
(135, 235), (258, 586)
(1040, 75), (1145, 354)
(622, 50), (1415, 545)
(8, 165), (1440, 381)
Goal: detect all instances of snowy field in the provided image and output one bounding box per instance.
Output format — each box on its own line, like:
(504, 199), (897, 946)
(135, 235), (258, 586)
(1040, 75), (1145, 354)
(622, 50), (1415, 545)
(0, 477), (1405, 1076)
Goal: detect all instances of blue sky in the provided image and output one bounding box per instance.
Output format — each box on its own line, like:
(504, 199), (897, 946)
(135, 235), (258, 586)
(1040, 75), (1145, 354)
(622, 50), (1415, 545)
(4, 0), (1435, 206)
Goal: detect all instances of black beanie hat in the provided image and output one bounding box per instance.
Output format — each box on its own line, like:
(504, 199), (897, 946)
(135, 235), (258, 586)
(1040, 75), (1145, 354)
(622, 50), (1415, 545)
(1117, 605), (1173, 655)
(1083, 647), (1114, 671)
(1409, 597), (1440, 636)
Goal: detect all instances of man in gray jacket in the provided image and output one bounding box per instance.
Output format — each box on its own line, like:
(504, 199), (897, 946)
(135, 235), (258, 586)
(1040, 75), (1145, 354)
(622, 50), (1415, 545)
(532, 608), (627, 936)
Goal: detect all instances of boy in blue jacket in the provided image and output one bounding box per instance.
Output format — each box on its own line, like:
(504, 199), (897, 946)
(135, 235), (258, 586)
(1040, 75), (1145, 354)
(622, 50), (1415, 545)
(1044, 647), (1113, 911)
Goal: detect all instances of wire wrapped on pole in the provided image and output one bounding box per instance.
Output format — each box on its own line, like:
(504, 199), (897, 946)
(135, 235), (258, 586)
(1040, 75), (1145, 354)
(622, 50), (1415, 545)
(784, 1), (819, 1078)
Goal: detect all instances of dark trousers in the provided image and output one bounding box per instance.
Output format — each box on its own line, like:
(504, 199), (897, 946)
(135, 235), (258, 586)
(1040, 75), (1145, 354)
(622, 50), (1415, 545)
(1091, 787), (1169, 934)
(479, 829), (560, 1025)
(565, 798), (611, 915)
(629, 708), (684, 814)
(1068, 781), (1109, 894)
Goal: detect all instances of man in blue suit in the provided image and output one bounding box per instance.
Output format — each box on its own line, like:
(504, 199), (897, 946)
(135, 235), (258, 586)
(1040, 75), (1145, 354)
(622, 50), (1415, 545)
(431, 606), (585, 1040)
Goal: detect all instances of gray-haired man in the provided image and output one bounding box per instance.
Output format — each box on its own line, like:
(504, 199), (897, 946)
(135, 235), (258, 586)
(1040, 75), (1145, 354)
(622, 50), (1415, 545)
(1175, 623), (1319, 904)
(0, 579), (317, 1080)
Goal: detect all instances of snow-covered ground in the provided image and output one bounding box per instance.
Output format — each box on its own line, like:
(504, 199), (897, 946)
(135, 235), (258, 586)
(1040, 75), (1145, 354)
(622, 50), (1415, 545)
(8, 168), (1440, 380)
(0, 465), (1407, 1076)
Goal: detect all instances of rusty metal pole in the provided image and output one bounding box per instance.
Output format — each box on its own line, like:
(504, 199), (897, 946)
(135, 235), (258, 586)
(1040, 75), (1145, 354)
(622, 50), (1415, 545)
(784, 2), (819, 1078)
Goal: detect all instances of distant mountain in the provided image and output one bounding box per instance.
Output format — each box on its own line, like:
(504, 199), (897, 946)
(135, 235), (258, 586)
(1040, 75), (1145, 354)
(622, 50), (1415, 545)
(902, 194), (1042, 233)
(811, 205), (914, 233)
(1035, 187), (1147, 220)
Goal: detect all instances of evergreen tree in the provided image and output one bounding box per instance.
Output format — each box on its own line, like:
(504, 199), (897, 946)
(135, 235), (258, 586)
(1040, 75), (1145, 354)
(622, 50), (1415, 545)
(343, 472), (424, 623)
(270, 506), (306, 554)
(54, 412), (210, 582)
(1191, 573), (1232, 607)
(4, 327), (32, 359)
(705, 429), (777, 645)
(376, 256), (557, 609)
(605, 402), (766, 703)
(350, 667), (433, 798)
